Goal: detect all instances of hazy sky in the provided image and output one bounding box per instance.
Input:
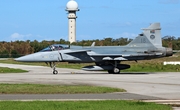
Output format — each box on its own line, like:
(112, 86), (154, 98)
(0, 0), (180, 41)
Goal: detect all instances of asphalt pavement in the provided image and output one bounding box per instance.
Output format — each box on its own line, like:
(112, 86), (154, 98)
(0, 63), (180, 106)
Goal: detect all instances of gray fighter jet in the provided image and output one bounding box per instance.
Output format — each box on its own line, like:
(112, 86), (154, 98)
(15, 23), (173, 74)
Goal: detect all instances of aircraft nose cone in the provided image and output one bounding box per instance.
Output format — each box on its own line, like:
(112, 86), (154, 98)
(15, 54), (35, 62)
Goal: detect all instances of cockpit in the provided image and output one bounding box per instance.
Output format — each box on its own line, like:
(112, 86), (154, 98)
(40, 44), (70, 52)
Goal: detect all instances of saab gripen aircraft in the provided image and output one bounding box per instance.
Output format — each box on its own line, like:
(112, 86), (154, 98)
(15, 23), (173, 74)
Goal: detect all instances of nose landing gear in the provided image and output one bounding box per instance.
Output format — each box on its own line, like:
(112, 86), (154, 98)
(47, 62), (58, 75)
(53, 69), (58, 74)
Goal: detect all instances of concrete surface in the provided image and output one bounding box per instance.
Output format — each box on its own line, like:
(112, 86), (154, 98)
(0, 63), (180, 109)
(0, 63), (180, 100)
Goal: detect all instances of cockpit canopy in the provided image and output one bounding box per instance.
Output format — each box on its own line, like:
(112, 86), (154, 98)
(40, 44), (70, 52)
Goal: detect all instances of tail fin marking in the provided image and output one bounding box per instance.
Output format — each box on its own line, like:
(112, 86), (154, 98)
(128, 23), (162, 48)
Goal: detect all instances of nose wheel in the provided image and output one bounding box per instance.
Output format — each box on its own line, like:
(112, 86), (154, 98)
(53, 69), (58, 74)
(49, 62), (58, 75)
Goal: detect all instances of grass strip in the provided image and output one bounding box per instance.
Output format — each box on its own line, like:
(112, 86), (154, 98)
(0, 67), (27, 73)
(0, 100), (172, 110)
(0, 83), (126, 94)
(122, 64), (180, 72)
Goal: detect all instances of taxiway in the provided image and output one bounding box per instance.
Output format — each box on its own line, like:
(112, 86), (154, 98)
(0, 63), (180, 101)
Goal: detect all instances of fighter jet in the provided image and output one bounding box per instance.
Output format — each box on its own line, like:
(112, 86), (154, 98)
(15, 23), (173, 74)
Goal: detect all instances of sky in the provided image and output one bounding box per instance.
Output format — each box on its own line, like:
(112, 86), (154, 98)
(0, 0), (180, 42)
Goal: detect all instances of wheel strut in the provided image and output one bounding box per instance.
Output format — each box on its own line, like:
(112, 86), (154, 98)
(50, 62), (58, 75)
(108, 61), (120, 74)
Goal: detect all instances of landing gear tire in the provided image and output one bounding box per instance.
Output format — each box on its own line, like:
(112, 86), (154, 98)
(53, 70), (58, 75)
(114, 68), (120, 74)
(108, 68), (120, 74)
(50, 62), (58, 75)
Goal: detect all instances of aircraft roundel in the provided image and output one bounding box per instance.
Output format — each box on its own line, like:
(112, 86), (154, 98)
(49, 54), (54, 59)
(150, 35), (155, 40)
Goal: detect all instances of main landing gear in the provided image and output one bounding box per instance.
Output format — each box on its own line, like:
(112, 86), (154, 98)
(108, 67), (120, 74)
(47, 62), (58, 75)
(108, 61), (120, 74)
(96, 61), (121, 74)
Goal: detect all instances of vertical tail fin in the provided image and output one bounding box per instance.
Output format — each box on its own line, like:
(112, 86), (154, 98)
(142, 23), (162, 48)
(128, 23), (162, 48)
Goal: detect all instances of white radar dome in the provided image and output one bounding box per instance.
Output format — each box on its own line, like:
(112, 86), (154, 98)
(66, 0), (78, 10)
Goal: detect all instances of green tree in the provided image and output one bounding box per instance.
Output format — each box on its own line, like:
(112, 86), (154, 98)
(0, 50), (9, 58)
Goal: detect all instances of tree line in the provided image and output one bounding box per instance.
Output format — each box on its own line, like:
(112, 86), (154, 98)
(0, 36), (178, 58)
